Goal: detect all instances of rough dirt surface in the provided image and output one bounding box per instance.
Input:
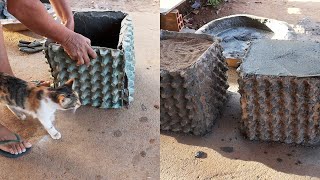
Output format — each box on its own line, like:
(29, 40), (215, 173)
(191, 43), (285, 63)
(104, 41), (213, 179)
(181, 0), (320, 30)
(160, 38), (212, 71)
(0, 0), (159, 179)
(161, 0), (320, 179)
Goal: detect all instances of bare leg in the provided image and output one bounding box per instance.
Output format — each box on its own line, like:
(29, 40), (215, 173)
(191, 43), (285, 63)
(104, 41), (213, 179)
(0, 24), (13, 75)
(0, 24), (32, 155)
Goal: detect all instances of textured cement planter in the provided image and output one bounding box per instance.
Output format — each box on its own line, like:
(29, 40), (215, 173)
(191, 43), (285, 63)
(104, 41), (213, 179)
(239, 39), (320, 145)
(195, 14), (295, 68)
(160, 31), (229, 135)
(45, 11), (135, 108)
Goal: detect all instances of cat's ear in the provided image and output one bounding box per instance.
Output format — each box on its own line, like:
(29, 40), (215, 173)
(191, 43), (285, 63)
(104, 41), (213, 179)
(64, 79), (74, 88)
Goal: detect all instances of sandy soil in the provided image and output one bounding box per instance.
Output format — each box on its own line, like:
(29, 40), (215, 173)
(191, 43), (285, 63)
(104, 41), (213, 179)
(181, 0), (320, 30)
(160, 38), (212, 71)
(0, 1), (160, 180)
(161, 0), (320, 179)
(70, 0), (159, 13)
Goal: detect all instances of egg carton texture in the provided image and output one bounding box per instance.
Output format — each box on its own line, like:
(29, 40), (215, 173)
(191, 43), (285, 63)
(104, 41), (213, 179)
(45, 11), (135, 108)
(239, 40), (320, 145)
(160, 31), (229, 135)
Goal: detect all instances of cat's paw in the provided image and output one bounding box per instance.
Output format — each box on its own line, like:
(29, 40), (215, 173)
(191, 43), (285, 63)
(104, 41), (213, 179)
(51, 132), (62, 140)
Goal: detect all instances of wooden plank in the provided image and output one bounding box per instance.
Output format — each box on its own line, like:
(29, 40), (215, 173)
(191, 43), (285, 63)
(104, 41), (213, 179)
(160, 0), (186, 15)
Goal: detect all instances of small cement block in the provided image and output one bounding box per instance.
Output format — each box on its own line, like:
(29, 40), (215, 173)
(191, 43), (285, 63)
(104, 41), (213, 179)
(160, 31), (229, 135)
(45, 11), (135, 109)
(239, 39), (320, 145)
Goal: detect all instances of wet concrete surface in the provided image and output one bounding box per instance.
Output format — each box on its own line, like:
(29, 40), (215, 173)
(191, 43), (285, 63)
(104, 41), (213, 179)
(242, 40), (320, 76)
(0, 1), (159, 179)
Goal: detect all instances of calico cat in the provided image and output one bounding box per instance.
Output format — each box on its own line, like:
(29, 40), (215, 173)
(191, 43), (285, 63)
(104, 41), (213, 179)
(0, 72), (81, 139)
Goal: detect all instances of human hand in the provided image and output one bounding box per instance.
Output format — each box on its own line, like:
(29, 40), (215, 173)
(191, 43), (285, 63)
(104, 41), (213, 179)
(61, 32), (97, 66)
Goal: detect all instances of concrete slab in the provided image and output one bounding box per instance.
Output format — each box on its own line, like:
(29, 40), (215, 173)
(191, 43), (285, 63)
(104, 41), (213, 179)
(0, 1), (160, 179)
(239, 40), (320, 145)
(242, 40), (320, 76)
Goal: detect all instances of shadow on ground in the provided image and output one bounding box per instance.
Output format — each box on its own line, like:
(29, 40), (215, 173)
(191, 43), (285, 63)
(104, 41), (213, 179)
(162, 89), (320, 178)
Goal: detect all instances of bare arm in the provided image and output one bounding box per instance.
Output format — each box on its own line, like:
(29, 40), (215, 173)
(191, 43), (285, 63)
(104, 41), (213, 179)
(7, 0), (97, 65)
(49, 0), (74, 30)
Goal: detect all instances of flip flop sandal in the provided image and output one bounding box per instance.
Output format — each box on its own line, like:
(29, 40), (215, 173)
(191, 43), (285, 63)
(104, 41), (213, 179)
(0, 133), (31, 158)
(18, 40), (44, 54)
(19, 46), (44, 54)
(18, 40), (42, 47)
(0, 133), (21, 145)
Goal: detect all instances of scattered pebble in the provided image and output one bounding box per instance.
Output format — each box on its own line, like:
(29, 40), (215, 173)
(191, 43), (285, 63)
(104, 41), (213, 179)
(140, 151), (147, 157)
(195, 151), (206, 158)
(295, 160), (302, 165)
(113, 130), (122, 137)
(276, 158), (283, 162)
(220, 147), (234, 153)
(87, 128), (92, 132)
(95, 175), (102, 180)
(149, 139), (156, 144)
(139, 117), (148, 123)
(141, 104), (147, 111)
(154, 105), (160, 109)
(286, 153), (292, 157)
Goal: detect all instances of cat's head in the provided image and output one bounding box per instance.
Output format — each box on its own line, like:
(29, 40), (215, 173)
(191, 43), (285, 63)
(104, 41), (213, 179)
(48, 79), (81, 111)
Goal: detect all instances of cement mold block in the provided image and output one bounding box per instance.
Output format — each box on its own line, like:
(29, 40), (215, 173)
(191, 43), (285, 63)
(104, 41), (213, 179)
(160, 31), (229, 135)
(239, 39), (320, 145)
(45, 11), (135, 108)
(195, 14), (296, 67)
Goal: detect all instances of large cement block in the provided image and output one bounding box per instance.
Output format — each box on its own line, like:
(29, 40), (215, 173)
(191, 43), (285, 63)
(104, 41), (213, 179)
(45, 11), (135, 109)
(160, 31), (229, 135)
(239, 39), (320, 145)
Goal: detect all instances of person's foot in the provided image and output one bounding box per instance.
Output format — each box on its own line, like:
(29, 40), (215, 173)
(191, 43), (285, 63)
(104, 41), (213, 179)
(0, 125), (32, 155)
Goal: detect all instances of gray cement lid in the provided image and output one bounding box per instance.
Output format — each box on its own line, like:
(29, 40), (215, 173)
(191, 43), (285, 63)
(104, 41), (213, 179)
(241, 40), (320, 77)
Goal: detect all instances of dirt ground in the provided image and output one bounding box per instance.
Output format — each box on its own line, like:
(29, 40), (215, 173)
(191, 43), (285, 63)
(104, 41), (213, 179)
(181, 0), (320, 30)
(0, 0), (159, 180)
(161, 0), (320, 179)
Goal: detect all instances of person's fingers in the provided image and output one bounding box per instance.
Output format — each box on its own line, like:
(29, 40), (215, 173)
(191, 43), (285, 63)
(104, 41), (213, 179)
(76, 57), (84, 66)
(85, 37), (91, 45)
(87, 45), (97, 59)
(83, 52), (90, 66)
